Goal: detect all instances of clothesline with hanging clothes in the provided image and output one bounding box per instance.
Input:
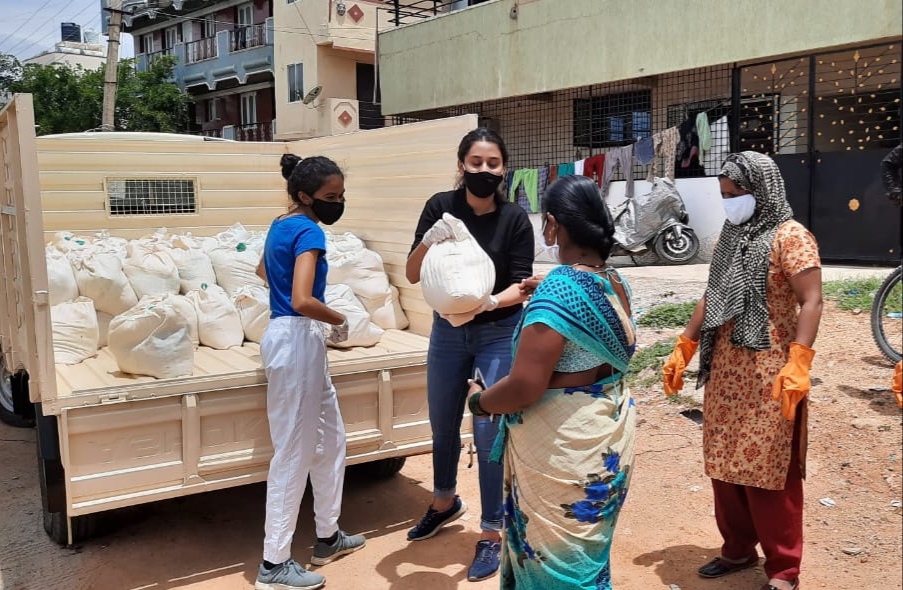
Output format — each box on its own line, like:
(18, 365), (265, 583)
(506, 107), (732, 212)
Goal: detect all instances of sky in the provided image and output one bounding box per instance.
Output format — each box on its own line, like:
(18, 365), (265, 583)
(0, 0), (134, 62)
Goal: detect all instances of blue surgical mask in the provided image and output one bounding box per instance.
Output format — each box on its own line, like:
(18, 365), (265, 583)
(722, 194), (756, 225)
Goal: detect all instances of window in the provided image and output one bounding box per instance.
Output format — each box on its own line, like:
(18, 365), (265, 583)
(140, 33), (154, 54)
(107, 179), (197, 216)
(206, 98), (218, 122)
(164, 26), (180, 51)
(288, 63), (304, 103)
(241, 93), (257, 126)
(237, 3), (254, 26)
(573, 90), (652, 149)
(202, 16), (216, 39)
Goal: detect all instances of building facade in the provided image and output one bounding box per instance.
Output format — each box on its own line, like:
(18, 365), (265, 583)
(271, 0), (388, 140)
(377, 0), (903, 263)
(124, 0), (277, 142)
(23, 42), (107, 70)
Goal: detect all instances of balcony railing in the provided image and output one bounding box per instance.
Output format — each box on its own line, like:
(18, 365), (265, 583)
(186, 36), (218, 64)
(230, 121), (274, 142)
(145, 47), (175, 65)
(230, 24), (268, 53)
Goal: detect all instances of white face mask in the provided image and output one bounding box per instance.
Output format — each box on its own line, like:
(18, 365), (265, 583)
(722, 194), (756, 225)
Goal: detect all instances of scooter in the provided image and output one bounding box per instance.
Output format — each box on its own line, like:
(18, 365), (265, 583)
(609, 177), (699, 264)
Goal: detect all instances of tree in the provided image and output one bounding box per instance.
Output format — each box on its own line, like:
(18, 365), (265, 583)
(5, 54), (190, 134)
(0, 53), (23, 107)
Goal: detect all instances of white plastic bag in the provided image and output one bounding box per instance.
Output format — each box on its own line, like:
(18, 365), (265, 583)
(233, 285), (270, 343)
(51, 297), (99, 365)
(71, 249), (139, 315)
(108, 301), (194, 379)
(186, 284), (244, 349)
(166, 236), (217, 294)
(46, 247), (79, 306)
(420, 213), (495, 315)
(123, 241), (180, 299)
(140, 294), (199, 348)
(325, 284), (384, 348)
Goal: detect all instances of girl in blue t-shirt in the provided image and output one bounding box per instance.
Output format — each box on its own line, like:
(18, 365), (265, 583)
(253, 154), (365, 590)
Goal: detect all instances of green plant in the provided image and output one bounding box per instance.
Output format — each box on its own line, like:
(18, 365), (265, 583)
(637, 301), (699, 329)
(823, 278), (900, 312)
(627, 337), (676, 387)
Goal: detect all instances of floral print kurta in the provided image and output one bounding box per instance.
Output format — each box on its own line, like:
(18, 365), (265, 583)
(703, 220), (820, 490)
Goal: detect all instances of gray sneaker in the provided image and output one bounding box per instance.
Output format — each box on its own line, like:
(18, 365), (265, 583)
(310, 530), (367, 566)
(255, 559), (325, 590)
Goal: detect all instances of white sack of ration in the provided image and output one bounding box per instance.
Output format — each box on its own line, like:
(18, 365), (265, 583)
(232, 285), (270, 344)
(324, 284), (384, 348)
(70, 247), (139, 316)
(325, 231), (409, 330)
(139, 294), (200, 348)
(45, 246), (79, 306)
(95, 310), (113, 348)
(108, 300), (194, 379)
(419, 213), (495, 321)
(163, 234), (217, 294)
(50, 297), (99, 365)
(122, 240), (181, 300)
(185, 284), (244, 350)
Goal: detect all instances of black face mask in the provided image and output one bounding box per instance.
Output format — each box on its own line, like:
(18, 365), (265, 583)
(311, 199), (344, 225)
(463, 170), (503, 199)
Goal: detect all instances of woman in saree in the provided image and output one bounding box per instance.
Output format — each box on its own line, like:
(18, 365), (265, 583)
(466, 174), (637, 590)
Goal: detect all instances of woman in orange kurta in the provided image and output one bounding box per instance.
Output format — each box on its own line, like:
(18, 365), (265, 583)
(662, 152), (823, 590)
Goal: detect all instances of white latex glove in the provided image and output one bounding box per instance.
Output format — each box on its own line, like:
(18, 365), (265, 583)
(440, 295), (499, 327)
(421, 218), (454, 247)
(328, 319), (349, 344)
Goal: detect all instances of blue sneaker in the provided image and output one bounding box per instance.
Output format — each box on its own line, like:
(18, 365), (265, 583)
(467, 540), (501, 581)
(406, 496), (467, 541)
(255, 559), (325, 590)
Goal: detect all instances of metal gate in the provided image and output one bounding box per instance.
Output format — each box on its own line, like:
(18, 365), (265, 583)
(738, 42), (902, 263)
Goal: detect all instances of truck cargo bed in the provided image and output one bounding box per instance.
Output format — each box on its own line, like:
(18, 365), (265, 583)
(54, 329), (429, 402)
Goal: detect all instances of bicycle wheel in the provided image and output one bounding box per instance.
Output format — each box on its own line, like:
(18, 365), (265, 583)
(871, 266), (903, 363)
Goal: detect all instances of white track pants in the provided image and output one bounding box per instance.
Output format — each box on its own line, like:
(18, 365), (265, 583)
(261, 316), (347, 564)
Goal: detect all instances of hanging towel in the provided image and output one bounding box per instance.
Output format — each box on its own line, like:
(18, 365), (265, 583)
(696, 112), (712, 161)
(509, 168), (540, 213)
(558, 162), (576, 177)
(574, 160), (585, 176)
(538, 166), (550, 198)
(647, 127), (680, 182)
(548, 164), (559, 183)
(583, 154), (606, 187)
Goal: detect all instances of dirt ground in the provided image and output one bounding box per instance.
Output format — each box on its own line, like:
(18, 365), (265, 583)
(1, 271), (901, 590)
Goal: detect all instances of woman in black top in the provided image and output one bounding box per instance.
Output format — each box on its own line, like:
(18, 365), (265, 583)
(405, 128), (534, 582)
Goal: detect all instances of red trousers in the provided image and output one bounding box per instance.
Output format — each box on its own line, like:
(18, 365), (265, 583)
(583, 154), (605, 187)
(711, 419), (803, 582)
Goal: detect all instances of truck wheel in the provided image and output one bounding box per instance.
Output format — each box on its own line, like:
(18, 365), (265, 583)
(355, 456), (407, 479)
(37, 439), (96, 544)
(0, 357), (34, 428)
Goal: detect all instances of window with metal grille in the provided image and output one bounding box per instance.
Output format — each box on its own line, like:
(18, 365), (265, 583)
(106, 179), (197, 216)
(574, 91), (652, 149)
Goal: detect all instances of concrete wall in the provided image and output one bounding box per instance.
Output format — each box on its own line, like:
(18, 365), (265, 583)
(378, 0), (903, 115)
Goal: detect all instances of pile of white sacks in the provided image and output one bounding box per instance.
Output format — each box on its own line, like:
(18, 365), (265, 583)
(47, 223), (407, 379)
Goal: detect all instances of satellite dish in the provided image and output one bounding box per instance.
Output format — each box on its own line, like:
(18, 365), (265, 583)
(302, 85), (323, 105)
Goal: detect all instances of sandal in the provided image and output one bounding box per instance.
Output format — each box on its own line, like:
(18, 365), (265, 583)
(760, 580), (800, 590)
(697, 555), (759, 578)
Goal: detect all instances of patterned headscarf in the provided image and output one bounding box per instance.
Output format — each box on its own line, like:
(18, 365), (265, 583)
(696, 151), (794, 387)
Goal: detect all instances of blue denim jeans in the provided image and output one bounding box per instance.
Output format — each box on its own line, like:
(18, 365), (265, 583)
(427, 309), (522, 532)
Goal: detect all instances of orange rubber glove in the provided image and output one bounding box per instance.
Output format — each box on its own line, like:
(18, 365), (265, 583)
(662, 335), (699, 396)
(772, 342), (815, 421)
(892, 361), (902, 408)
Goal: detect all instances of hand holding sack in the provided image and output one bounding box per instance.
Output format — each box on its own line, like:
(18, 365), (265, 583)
(772, 342), (815, 421)
(662, 335), (698, 395)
